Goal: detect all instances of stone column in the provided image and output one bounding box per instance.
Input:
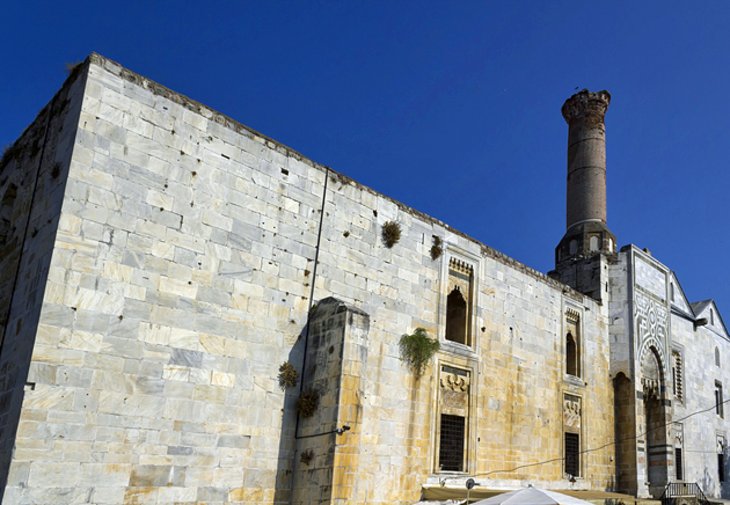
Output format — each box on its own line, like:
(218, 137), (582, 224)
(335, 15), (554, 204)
(562, 89), (611, 230)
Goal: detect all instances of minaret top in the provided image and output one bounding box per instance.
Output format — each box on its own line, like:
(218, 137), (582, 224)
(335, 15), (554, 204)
(561, 89), (611, 126)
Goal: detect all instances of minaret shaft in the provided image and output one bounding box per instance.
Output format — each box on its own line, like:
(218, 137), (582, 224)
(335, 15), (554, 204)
(550, 89), (616, 301)
(563, 90), (610, 229)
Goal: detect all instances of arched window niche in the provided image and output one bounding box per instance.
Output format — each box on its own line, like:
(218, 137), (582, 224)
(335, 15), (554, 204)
(444, 257), (474, 347)
(565, 308), (581, 379)
(566, 332), (579, 376)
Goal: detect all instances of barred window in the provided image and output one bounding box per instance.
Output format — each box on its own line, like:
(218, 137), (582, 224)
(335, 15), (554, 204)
(565, 432), (580, 477)
(675, 447), (683, 480)
(439, 414), (465, 472)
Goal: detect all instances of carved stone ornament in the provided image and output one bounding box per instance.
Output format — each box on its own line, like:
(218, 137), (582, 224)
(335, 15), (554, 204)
(440, 372), (469, 392)
(718, 435), (726, 453)
(449, 257), (473, 276)
(448, 258), (472, 302)
(673, 423), (683, 445)
(640, 345), (663, 399)
(565, 308), (580, 324)
(561, 89), (611, 127)
(563, 395), (581, 430)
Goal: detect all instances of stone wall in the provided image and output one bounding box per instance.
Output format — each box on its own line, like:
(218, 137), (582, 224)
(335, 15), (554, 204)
(608, 245), (730, 500)
(672, 302), (730, 498)
(3, 54), (616, 504)
(0, 65), (87, 498)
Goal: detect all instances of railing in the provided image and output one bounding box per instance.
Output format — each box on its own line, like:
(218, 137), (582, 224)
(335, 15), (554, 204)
(660, 482), (710, 505)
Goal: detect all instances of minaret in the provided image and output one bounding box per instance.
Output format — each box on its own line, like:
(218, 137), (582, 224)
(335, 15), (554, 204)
(551, 89), (616, 300)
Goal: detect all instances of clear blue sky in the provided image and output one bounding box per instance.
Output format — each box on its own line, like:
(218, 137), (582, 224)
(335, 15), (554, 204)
(3, 2), (730, 320)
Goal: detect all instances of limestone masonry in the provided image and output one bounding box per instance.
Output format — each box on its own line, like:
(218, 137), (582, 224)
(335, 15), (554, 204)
(0, 54), (728, 505)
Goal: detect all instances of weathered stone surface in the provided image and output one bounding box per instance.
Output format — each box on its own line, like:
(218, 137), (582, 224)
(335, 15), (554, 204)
(0, 54), (727, 505)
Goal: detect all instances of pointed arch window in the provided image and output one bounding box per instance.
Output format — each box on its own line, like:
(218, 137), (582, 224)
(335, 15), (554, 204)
(566, 333), (579, 377)
(445, 258), (473, 347)
(565, 308), (581, 379)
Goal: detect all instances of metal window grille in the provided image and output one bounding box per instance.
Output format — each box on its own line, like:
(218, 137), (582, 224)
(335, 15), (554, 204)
(439, 414), (465, 472)
(565, 432), (580, 477)
(675, 447), (683, 480)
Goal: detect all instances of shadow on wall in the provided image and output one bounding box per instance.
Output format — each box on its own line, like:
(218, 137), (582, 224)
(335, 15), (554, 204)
(272, 325), (306, 505)
(0, 64), (87, 499)
(720, 447), (730, 500)
(699, 465), (714, 499)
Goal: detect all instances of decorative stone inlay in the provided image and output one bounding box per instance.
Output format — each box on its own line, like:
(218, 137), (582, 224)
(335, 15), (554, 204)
(566, 308), (580, 323)
(635, 291), (667, 350)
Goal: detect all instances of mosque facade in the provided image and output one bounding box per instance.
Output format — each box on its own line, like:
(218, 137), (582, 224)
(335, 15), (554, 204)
(0, 54), (727, 505)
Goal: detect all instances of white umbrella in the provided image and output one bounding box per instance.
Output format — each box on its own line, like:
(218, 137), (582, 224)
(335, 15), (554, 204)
(472, 486), (594, 505)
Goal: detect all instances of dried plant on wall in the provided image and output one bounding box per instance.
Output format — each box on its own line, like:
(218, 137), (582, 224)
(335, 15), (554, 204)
(278, 361), (299, 390)
(430, 235), (443, 260)
(300, 449), (314, 465)
(297, 389), (320, 418)
(381, 221), (402, 248)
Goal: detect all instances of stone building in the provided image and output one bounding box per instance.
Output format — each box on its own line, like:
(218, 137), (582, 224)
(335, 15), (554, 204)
(0, 54), (727, 504)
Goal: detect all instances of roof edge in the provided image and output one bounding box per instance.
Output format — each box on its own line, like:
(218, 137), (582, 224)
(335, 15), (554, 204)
(84, 52), (585, 300)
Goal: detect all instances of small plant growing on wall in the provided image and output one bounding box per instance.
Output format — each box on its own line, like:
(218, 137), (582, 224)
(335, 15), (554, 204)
(381, 221), (401, 248)
(300, 449), (314, 465)
(278, 361), (298, 390)
(399, 328), (440, 378)
(430, 235), (443, 260)
(297, 389), (320, 418)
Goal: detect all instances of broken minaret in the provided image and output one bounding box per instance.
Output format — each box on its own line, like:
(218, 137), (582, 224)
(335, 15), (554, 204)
(551, 89), (616, 301)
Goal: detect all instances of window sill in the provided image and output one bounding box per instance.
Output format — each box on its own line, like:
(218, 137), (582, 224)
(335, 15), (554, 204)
(563, 374), (586, 387)
(441, 340), (477, 358)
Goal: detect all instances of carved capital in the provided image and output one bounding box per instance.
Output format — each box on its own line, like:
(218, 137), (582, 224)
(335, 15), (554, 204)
(562, 89), (611, 126)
